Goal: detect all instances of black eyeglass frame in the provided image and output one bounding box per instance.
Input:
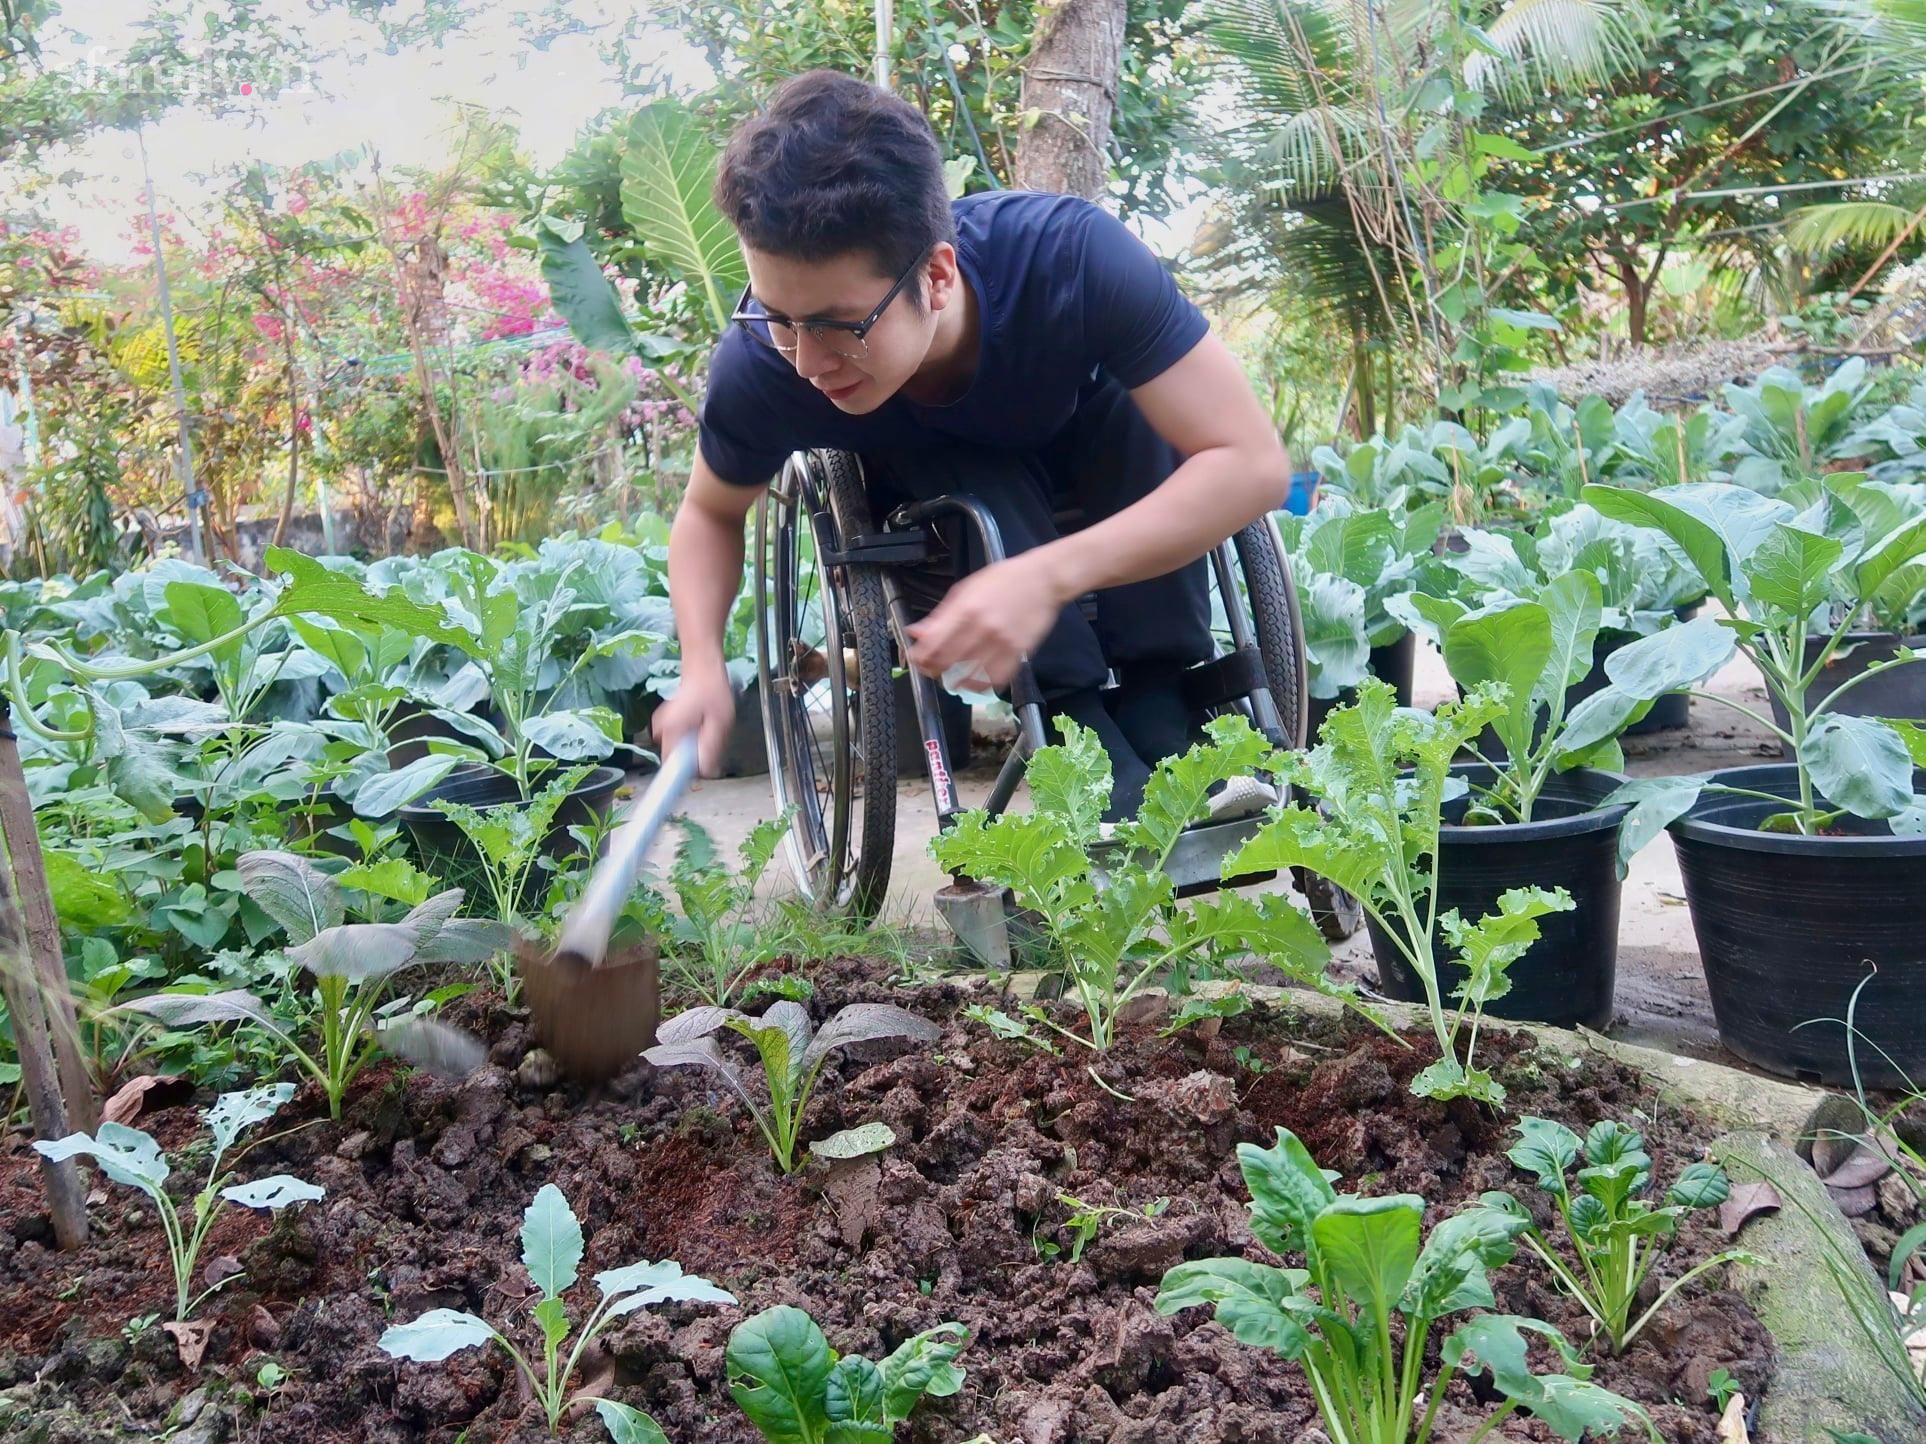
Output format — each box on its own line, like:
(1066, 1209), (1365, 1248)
(730, 250), (929, 356)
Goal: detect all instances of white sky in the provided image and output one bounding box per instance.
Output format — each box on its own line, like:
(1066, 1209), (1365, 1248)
(19, 1), (716, 262)
(16, 1), (1200, 265)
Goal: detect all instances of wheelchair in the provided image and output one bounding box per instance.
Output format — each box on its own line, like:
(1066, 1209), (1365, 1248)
(750, 448), (1363, 953)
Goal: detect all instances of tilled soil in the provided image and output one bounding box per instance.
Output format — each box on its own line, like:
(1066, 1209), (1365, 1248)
(0, 960), (1773, 1443)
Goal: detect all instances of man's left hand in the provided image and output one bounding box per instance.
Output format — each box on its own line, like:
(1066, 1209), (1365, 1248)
(905, 549), (1066, 689)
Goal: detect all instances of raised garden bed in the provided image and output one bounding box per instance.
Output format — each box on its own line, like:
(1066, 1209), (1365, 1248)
(0, 959), (1782, 1443)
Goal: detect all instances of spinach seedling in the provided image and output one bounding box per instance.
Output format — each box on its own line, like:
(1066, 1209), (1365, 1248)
(936, 715), (1367, 1051)
(1156, 1127), (1658, 1444)
(379, 1183), (733, 1438)
(34, 1083), (322, 1322)
(726, 1304), (967, 1442)
(1228, 678), (1574, 1103)
(121, 851), (504, 1118)
(1491, 1117), (1747, 1354)
(645, 1001), (937, 1174)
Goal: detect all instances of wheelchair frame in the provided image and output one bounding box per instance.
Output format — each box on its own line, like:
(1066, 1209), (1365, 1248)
(752, 448), (1358, 958)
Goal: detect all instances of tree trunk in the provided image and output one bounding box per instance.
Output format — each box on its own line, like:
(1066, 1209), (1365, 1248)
(1012, 0), (1125, 201)
(1620, 258), (1652, 348)
(273, 317), (301, 548)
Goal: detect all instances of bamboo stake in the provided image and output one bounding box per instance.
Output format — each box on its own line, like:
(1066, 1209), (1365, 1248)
(0, 842), (87, 1248)
(0, 699), (93, 1133)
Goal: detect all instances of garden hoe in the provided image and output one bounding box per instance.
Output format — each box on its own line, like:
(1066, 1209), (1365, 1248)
(520, 734), (701, 1082)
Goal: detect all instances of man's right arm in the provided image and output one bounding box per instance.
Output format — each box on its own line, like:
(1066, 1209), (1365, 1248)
(652, 450), (764, 774)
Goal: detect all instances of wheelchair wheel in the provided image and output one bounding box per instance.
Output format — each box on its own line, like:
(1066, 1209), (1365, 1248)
(754, 451), (897, 919)
(1232, 516), (1309, 749)
(1296, 866), (1365, 942)
(1236, 516), (1366, 941)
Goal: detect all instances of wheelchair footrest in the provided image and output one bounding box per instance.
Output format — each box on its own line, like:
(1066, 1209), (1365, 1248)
(1090, 814), (1277, 896)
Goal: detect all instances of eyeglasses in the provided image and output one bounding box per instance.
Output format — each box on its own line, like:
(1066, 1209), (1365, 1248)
(731, 251), (927, 362)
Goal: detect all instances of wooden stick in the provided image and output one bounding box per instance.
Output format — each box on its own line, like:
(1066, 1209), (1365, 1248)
(0, 700), (94, 1132)
(0, 855), (87, 1248)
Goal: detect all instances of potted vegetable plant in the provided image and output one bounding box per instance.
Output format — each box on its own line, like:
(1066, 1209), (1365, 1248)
(259, 548), (651, 898)
(1364, 571), (1637, 1029)
(1277, 496), (1439, 739)
(1576, 477), (1926, 1085)
(1416, 503), (1708, 738)
(1758, 475), (1926, 748)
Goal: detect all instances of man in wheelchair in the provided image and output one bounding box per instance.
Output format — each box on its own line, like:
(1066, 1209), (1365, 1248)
(652, 69), (1294, 822)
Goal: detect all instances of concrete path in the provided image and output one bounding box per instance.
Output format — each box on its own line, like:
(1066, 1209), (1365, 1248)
(671, 638), (1784, 1065)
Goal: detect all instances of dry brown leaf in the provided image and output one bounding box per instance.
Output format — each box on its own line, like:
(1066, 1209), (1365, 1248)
(823, 1157), (884, 1250)
(162, 1319), (213, 1371)
(1716, 1392), (1750, 1443)
(100, 1074), (188, 1127)
(1827, 1182), (1880, 1218)
(1719, 1180), (1782, 1236)
(1815, 1133), (1899, 1191)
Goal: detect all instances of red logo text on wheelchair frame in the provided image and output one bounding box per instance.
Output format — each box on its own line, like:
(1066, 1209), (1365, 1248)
(924, 738), (953, 813)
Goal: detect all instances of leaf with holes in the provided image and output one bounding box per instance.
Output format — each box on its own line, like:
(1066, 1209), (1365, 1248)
(235, 850), (343, 944)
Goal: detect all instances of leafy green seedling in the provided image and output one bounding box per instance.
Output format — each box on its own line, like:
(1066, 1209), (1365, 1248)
(379, 1183), (733, 1438)
(1228, 678), (1574, 1103)
(34, 1082), (322, 1321)
(726, 1304), (968, 1442)
(1160, 988), (1252, 1037)
(936, 715), (1368, 1051)
(1492, 1117), (1747, 1354)
(1049, 1193), (1170, 1264)
(1155, 1127), (1658, 1444)
(1706, 1368), (1739, 1410)
(1417, 572), (1647, 822)
(961, 1003), (1059, 1055)
(430, 764), (592, 986)
(644, 1001), (938, 1174)
(662, 812), (797, 1005)
(120, 850), (506, 1118)
(1575, 477), (1926, 857)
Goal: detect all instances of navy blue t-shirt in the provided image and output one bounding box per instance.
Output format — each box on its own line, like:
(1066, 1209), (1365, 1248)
(697, 191), (1210, 487)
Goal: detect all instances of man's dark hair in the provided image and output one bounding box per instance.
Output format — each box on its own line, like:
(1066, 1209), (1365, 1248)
(714, 70), (955, 301)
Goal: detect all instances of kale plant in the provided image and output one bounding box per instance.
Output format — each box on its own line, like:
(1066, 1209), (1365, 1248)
(1228, 680), (1574, 1103)
(934, 715), (1362, 1051)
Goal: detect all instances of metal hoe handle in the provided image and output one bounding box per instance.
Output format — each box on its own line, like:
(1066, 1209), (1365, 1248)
(552, 734), (701, 969)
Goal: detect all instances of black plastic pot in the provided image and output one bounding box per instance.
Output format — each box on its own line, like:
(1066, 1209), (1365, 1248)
(1308, 631), (1418, 744)
(719, 680), (771, 779)
(1764, 633), (1926, 758)
(893, 672), (972, 774)
(387, 703), (483, 770)
(1669, 763), (1926, 1088)
(399, 764), (625, 906)
(1575, 603), (1703, 736)
(1364, 763), (1628, 1029)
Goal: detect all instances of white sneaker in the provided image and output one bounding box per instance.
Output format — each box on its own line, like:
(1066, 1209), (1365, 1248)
(1207, 775), (1280, 823)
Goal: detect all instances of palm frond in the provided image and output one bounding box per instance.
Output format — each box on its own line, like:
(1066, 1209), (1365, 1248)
(1465, 0), (1653, 102)
(1207, 0), (1364, 119)
(1866, 0), (1926, 40)
(1785, 200), (1922, 256)
(1248, 106), (1383, 192)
